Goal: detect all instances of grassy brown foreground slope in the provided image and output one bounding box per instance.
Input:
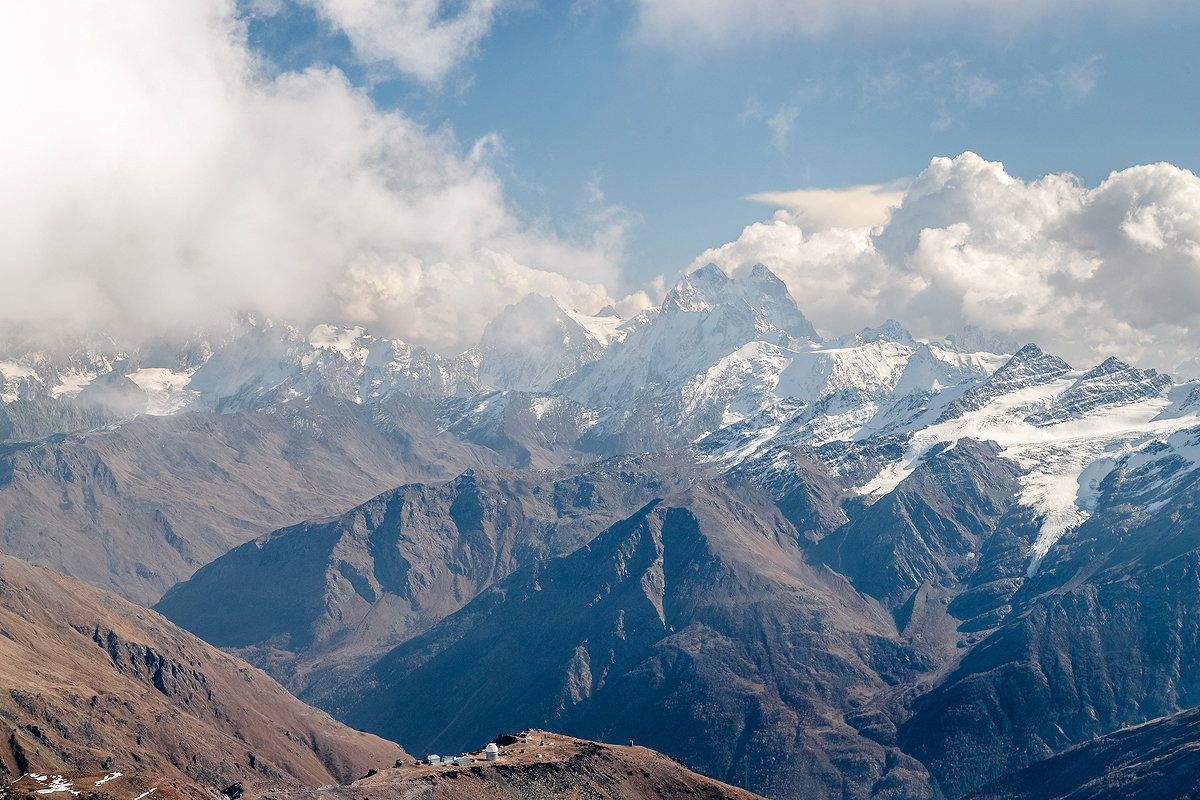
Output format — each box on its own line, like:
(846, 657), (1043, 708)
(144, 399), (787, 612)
(0, 550), (405, 795)
(276, 730), (766, 800)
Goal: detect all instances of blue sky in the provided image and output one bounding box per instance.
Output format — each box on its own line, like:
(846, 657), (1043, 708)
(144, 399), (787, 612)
(247, 1), (1200, 289)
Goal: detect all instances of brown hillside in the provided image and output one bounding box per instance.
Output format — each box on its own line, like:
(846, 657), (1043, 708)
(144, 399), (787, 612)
(278, 730), (768, 800)
(0, 551), (405, 795)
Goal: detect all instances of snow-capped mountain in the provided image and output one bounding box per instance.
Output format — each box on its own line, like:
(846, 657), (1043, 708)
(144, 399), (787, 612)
(11, 261), (1200, 800)
(561, 263), (819, 409)
(3, 261), (1200, 582)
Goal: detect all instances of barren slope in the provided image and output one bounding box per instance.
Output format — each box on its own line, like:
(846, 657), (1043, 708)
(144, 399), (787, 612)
(0, 551), (405, 793)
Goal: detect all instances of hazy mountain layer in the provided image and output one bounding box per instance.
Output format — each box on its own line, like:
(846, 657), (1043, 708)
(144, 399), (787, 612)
(0, 396), (495, 605)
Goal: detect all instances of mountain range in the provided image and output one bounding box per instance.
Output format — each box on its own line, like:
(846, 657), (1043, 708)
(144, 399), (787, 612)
(5, 263), (1200, 798)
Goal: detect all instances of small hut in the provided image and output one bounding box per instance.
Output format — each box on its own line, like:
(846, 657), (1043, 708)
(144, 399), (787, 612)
(426, 755), (441, 765)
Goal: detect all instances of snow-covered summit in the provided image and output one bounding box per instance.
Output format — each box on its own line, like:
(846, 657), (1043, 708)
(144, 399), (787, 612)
(561, 263), (819, 409)
(665, 263), (820, 343)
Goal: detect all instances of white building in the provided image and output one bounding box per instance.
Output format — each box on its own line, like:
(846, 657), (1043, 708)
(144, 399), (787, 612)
(485, 743), (499, 761)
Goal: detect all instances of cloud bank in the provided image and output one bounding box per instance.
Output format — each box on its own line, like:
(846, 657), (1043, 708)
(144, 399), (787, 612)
(696, 152), (1200, 373)
(0, 0), (622, 351)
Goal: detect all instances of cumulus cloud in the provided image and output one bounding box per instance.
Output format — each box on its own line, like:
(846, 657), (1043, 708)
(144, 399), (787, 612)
(0, 0), (624, 351)
(628, 0), (1181, 47)
(295, 0), (507, 84)
(694, 152), (1200, 372)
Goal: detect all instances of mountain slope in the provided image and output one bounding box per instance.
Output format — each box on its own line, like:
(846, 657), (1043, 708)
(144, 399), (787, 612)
(329, 482), (936, 800)
(474, 294), (623, 392)
(0, 396), (493, 605)
(155, 459), (691, 696)
(899, 423), (1200, 797)
(0, 551), (405, 791)
(967, 706), (1200, 800)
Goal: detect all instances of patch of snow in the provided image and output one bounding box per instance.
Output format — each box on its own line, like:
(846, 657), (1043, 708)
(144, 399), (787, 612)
(132, 789), (156, 800)
(720, 424), (782, 466)
(776, 340), (915, 402)
(0, 360), (41, 403)
(94, 773), (122, 786)
(528, 395), (573, 421)
(35, 776), (78, 795)
(127, 368), (199, 415)
(682, 341), (794, 427)
(309, 324), (369, 364)
(560, 305), (626, 347)
(51, 369), (101, 399)
(852, 375), (1200, 573)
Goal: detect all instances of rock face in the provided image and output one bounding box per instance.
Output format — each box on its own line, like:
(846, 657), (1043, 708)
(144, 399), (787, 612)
(0, 551), (405, 791)
(899, 448), (1200, 798)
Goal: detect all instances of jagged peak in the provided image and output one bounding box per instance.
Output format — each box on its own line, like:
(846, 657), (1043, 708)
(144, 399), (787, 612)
(1005, 343), (1071, 371)
(665, 264), (730, 313)
(660, 263), (819, 343)
(690, 261), (732, 285)
(1080, 354), (1163, 381)
(744, 262), (792, 295)
(936, 342), (1073, 423)
(975, 343), (1072, 391)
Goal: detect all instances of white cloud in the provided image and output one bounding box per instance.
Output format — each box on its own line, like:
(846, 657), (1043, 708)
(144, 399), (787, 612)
(628, 0), (1177, 47)
(295, 0), (507, 84)
(0, 0), (623, 351)
(930, 108), (955, 131)
(748, 185), (904, 230)
(695, 152), (1200, 373)
(1058, 55), (1101, 101)
(767, 104), (801, 151)
(953, 74), (998, 107)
